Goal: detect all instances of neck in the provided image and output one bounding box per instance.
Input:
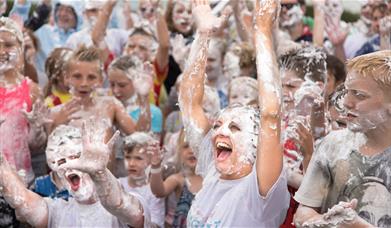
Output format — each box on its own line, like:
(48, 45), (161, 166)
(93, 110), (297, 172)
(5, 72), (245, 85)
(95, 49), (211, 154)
(0, 70), (23, 86)
(288, 22), (304, 41)
(362, 124), (391, 155)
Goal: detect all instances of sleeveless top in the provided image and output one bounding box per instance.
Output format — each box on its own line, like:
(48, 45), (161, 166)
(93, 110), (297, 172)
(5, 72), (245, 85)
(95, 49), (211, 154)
(172, 180), (195, 228)
(0, 79), (34, 183)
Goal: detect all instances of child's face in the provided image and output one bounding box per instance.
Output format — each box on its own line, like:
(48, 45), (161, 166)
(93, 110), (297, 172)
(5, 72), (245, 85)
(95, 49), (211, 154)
(229, 84), (257, 106)
(124, 34), (153, 62)
(179, 142), (197, 170)
(66, 60), (103, 98)
(172, 2), (193, 35)
(282, 69), (304, 112)
(0, 31), (23, 74)
(124, 147), (149, 178)
(108, 69), (135, 103)
(343, 71), (391, 133)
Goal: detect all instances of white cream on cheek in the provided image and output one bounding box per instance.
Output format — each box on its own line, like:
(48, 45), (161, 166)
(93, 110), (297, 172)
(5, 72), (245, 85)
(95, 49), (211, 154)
(281, 5), (303, 28)
(0, 45), (21, 75)
(172, 3), (192, 33)
(229, 85), (258, 106)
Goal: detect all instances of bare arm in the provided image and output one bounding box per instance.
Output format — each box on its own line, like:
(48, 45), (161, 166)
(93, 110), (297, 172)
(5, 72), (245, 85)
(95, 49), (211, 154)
(0, 152), (48, 228)
(155, 7), (170, 72)
(379, 16), (391, 51)
(59, 123), (145, 227)
(230, 0), (250, 42)
(113, 99), (136, 135)
(148, 143), (180, 197)
(253, 0), (283, 197)
(312, 0), (325, 47)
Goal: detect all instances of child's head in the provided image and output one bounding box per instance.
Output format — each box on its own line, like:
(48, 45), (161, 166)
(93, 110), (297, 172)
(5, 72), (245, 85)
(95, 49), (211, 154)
(371, 3), (389, 34)
(0, 17), (24, 75)
(123, 28), (157, 62)
(206, 38), (226, 82)
(325, 54), (346, 98)
(46, 125), (96, 203)
(123, 132), (155, 179)
(165, 0), (193, 36)
(279, 46), (327, 112)
(176, 129), (197, 171)
(343, 50), (391, 133)
(65, 46), (103, 98)
(228, 76), (258, 106)
(108, 55), (141, 103)
(45, 47), (72, 95)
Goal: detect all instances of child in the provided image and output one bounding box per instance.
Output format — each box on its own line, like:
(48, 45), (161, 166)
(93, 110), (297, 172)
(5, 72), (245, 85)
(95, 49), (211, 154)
(44, 47), (73, 108)
(48, 46), (150, 172)
(178, 0), (289, 226)
(118, 132), (165, 227)
(0, 123), (150, 227)
(150, 129), (203, 227)
(294, 50), (391, 227)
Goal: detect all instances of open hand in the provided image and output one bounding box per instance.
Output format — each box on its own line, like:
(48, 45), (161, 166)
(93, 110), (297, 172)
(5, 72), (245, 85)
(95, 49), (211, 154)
(325, 15), (347, 46)
(379, 16), (391, 36)
(192, 0), (229, 33)
(133, 62), (154, 97)
(146, 141), (164, 167)
(50, 97), (82, 126)
(21, 100), (52, 128)
(172, 34), (190, 69)
(58, 119), (119, 174)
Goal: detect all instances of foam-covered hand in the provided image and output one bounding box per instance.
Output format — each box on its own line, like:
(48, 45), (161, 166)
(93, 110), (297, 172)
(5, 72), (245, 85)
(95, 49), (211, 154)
(379, 16), (391, 36)
(134, 62), (154, 98)
(172, 34), (190, 68)
(325, 15), (347, 46)
(21, 100), (52, 127)
(58, 119), (119, 174)
(147, 141), (164, 167)
(192, 0), (229, 33)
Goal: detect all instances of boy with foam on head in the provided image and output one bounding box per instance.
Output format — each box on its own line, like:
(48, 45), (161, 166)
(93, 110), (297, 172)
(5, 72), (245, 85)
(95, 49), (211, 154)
(0, 122), (151, 227)
(294, 50), (391, 228)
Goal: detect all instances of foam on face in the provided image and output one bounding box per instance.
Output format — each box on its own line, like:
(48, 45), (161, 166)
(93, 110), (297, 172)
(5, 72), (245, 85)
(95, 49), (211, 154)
(229, 77), (258, 106)
(281, 5), (303, 28)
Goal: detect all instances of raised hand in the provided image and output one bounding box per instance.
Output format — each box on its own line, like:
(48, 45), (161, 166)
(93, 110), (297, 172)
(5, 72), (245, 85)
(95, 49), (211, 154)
(325, 14), (347, 47)
(147, 141), (164, 167)
(379, 16), (391, 36)
(172, 34), (190, 70)
(58, 119), (119, 174)
(21, 100), (52, 128)
(133, 62), (154, 98)
(192, 0), (227, 33)
(50, 97), (82, 126)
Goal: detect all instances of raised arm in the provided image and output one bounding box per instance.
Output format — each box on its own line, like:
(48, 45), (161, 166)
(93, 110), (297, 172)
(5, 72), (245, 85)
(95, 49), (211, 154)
(59, 122), (146, 227)
(379, 16), (391, 51)
(178, 0), (215, 155)
(155, 4), (170, 71)
(253, 0), (283, 196)
(0, 150), (48, 228)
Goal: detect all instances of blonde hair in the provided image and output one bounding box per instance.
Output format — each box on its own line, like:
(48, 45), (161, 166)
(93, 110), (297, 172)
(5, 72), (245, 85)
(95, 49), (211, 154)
(67, 45), (103, 75)
(346, 50), (391, 87)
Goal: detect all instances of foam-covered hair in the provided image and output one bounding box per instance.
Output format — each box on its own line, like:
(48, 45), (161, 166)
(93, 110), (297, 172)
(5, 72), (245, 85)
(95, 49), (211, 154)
(0, 17), (24, 45)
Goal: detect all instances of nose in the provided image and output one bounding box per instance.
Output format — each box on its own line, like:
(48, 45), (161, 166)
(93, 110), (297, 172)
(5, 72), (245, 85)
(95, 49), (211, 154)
(80, 77), (88, 87)
(343, 93), (354, 111)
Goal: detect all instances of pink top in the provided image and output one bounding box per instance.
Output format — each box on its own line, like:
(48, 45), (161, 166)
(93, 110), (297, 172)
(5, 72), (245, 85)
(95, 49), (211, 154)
(0, 79), (34, 183)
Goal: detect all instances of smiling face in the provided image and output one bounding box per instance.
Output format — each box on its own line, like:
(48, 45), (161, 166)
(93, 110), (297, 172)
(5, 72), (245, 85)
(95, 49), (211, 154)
(0, 30), (23, 74)
(56, 4), (77, 31)
(108, 68), (134, 103)
(282, 69), (305, 113)
(65, 60), (103, 98)
(343, 71), (391, 133)
(211, 106), (259, 179)
(279, 0), (303, 28)
(124, 34), (153, 62)
(172, 1), (193, 35)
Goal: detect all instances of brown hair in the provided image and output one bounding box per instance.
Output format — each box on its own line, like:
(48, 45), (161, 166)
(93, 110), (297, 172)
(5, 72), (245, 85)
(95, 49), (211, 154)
(326, 54), (346, 84)
(44, 47), (73, 96)
(165, 0), (193, 36)
(346, 50), (391, 88)
(279, 46), (327, 83)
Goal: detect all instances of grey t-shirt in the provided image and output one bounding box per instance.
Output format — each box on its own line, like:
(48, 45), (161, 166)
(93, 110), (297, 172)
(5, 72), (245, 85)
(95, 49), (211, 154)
(295, 129), (391, 227)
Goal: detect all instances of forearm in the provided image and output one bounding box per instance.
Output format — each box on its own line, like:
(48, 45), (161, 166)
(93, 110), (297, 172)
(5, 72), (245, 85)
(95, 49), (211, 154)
(233, 7), (249, 42)
(179, 31), (211, 154)
(333, 44), (346, 62)
(254, 22), (283, 195)
(313, 4), (325, 47)
(0, 166), (47, 227)
(149, 166), (168, 197)
(136, 97), (151, 132)
(91, 169), (144, 227)
(155, 12), (170, 70)
(380, 33), (391, 50)
(294, 205), (322, 227)
(92, 1), (115, 46)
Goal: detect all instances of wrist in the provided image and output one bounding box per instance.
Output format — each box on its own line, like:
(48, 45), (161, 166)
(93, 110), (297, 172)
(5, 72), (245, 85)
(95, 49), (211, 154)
(150, 166), (162, 174)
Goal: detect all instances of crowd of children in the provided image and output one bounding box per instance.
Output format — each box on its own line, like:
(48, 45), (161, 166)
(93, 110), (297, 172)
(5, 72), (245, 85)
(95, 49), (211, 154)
(0, 0), (390, 227)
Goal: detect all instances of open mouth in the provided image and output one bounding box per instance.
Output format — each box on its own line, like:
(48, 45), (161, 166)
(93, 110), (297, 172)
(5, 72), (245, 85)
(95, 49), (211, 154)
(215, 141), (233, 161)
(66, 173), (81, 191)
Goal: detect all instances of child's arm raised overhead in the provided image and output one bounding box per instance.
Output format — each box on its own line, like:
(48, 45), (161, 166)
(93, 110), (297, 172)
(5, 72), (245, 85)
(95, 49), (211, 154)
(253, 0), (283, 197)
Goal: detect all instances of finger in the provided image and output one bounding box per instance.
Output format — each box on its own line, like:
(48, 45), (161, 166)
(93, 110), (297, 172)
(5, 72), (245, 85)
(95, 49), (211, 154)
(107, 130), (120, 151)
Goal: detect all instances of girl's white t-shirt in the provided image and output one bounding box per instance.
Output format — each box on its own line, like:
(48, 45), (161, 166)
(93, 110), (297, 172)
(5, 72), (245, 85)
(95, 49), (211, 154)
(187, 167), (290, 227)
